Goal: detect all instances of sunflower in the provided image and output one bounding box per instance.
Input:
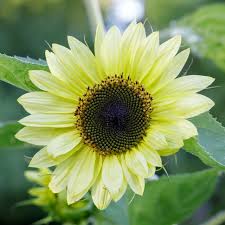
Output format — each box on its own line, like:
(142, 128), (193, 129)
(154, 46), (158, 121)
(25, 168), (55, 207)
(16, 22), (214, 210)
(25, 169), (93, 220)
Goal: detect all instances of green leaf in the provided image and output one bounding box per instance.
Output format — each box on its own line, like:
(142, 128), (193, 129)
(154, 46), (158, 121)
(184, 113), (225, 169)
(129, 169), (218, 225)
(172, 3), (225, 72)
(0, 54), (48, 91)
(0, 121), (25, 148)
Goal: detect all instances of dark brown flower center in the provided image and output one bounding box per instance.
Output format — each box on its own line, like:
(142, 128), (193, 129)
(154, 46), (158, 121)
(75, 75), (152, 155)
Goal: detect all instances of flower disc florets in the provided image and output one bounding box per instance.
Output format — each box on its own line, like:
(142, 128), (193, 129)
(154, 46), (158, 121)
(75, 75), (152, 155)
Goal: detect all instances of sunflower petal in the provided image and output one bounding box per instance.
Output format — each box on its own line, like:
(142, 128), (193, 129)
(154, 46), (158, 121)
(139, 143), (162, 167)
(174, 94), (214, 118)
(30, 146), (74, 169)
(15, 127), (69, 145)
(155, 123), (184, 150)
(135, 31), (159, 81)
(102, 155), (123, 195)
(156, 75), (215, 97)
(47, 130), (81, 157)
(18, 91), (77, 114)
(148, 166), (156, 178)
(121, 22), (146, 77)
(68, 36), (100, 83)
(152, 94), (214, 121)
(167, 120), (198, 140)
(45, 51), (86, 97)
(29, 70), (78, 100)
(144, 129), (168, 150)
(158, 35), (181, 56)
(151, 48), (190, 93)
(125, 149), (148, 177)
(49, 154), (78, 193)
(67, 187), (89, 205)
(52, 44), (95, 88)
(92, 172), (112, 210)
(19, 113), (75, 128)
(69, 154), (103, 204)
(67, 148), (98, 201)
(121, 155), (144, 195)
(29, 147), (59, 168)
(45, 50), (70, 82)
(100, 26), (121, 75)
(111, 178), (127, 202)
(165, 48), (190, 80)
(158, 148), (179, 156)
(142, 35), (181, 89)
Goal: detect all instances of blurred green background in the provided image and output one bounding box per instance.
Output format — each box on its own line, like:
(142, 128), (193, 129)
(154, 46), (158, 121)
(0, 0), (225, 224)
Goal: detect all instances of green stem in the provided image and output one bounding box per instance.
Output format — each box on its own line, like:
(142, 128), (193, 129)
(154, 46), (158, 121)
(200, 210), (225, 225)
(83, 0), (105, 38)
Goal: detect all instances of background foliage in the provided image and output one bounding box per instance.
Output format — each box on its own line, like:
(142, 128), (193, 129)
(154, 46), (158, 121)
(1, 0), (225, 225)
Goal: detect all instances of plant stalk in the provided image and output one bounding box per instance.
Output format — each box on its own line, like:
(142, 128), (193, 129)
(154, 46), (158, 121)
(83, 0), (105, 38)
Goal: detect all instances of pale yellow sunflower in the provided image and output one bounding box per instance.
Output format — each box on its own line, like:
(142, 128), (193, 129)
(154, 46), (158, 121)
(16, 22), (214, 210)
(25, 168), (55, 207)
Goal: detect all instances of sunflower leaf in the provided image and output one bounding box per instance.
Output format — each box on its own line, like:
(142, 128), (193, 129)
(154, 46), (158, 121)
(166, 3), (225, 72)
(184, 113), (225, 169)
(0, 53), (48, 91)
(0, 121), (25, 148)
(129, 169), (218, 225)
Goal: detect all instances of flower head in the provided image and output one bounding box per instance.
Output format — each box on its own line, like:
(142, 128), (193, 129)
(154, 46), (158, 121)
(16, 22), (214, 210)
(25, 169), (93, 224)
(25, 168), (55, 207)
